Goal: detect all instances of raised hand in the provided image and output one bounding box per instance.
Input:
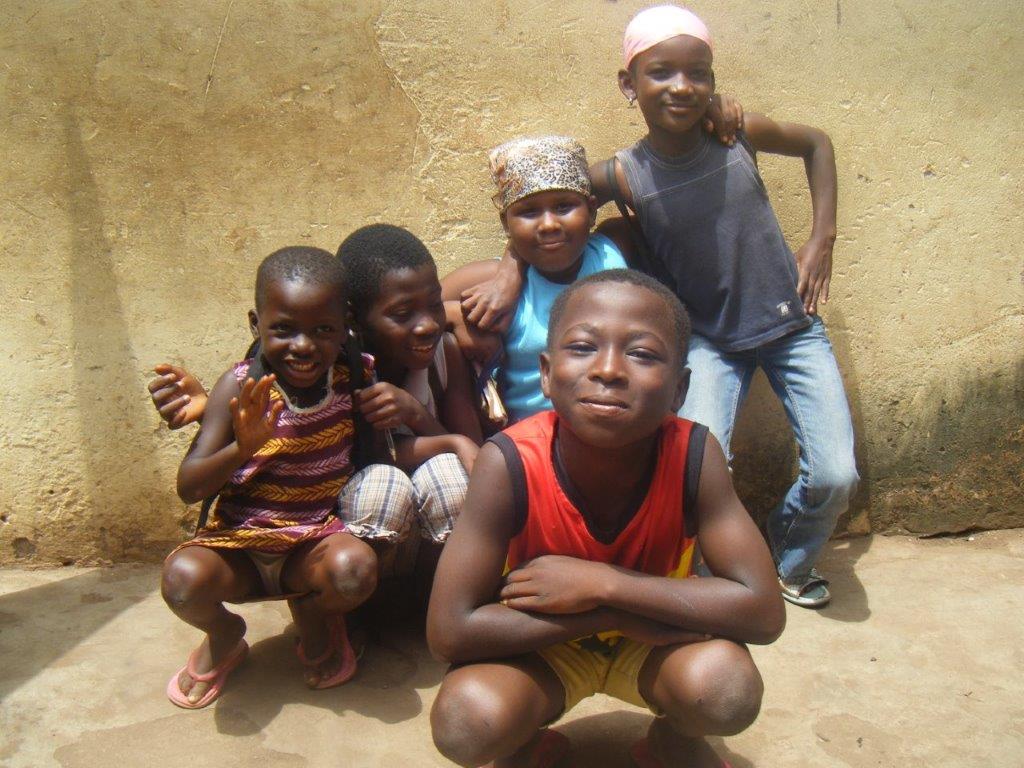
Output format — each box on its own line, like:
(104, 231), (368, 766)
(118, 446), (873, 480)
(149, 364), (208, 428)
(229, 375), (283, 458)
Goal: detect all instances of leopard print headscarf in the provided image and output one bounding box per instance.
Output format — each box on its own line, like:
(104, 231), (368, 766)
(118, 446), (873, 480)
(488, 136), (591, 212)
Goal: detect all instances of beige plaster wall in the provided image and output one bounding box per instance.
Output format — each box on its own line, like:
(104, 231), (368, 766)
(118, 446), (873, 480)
(1, 0), (1021, 565)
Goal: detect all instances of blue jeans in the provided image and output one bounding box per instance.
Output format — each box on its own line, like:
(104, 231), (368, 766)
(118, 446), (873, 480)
(679, 317), (859, 581)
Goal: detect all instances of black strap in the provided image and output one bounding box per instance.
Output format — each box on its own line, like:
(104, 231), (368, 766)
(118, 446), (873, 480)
(427, 353), (445, 408)
(489, 433), (528, 537)
(345, 332), (374, 471)
(604, 159), (675, 290)
(195, 496), (215, 533)
(683, 423), (709, 539)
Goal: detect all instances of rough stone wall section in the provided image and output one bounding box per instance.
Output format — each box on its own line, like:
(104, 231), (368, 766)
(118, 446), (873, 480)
(1, 0), (1021, 564)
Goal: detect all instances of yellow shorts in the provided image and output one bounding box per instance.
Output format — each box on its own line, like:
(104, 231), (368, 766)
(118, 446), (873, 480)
(537, 635), (657, 717)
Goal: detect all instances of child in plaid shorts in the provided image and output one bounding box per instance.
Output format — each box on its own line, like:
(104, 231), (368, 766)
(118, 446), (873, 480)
(149, 226), (483, 562)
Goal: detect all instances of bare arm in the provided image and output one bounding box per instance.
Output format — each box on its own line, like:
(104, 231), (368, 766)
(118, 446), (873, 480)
(440, 259), (502, 301)
(437, 333), (484, 445)
(744, 111), (837, 315)
(589, 158), (634, 209)
(176, 370), (283, 504)
(442, 248), (525, 333)
(500, 435), (785, 645)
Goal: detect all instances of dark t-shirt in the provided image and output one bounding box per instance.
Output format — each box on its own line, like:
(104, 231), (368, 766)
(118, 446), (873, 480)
(617, 133), (810, 351)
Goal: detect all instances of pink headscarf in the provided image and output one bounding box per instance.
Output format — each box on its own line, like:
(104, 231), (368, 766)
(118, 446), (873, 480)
(623, 5), (713, 69)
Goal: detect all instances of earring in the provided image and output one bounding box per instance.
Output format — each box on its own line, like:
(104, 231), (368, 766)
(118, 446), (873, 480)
(627, 96), (636, 107)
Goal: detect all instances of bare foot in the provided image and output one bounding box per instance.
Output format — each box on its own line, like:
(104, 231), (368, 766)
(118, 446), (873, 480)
(175, 615), (247, 705)
(297, 617), (344, 687)
(289, 598), (355, 688)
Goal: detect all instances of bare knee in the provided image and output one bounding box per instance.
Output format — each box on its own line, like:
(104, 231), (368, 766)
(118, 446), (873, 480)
(663, 641), (764, 736)
(161, 552), (213, 610)
(431, 678), (519, 767)
(323, 544), (378, 604)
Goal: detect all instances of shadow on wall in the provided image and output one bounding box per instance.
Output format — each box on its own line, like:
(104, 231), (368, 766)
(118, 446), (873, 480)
(871, 353), (1024, 534)
(61, 101), (165, 561)
(729, 303), (1024, 536)
(0, 568), (150, 703)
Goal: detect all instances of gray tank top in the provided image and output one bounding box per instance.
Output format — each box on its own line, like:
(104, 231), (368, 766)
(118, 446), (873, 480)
(617, 134), (810, 351)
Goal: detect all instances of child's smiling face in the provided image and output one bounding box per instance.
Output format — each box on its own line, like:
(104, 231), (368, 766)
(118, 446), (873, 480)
(540, 281), (687, 450)
(501, 189), (596, 283)
(359, 263), (445, 373)
(620, 34), (715, 141)
(249, 278), (348, 391)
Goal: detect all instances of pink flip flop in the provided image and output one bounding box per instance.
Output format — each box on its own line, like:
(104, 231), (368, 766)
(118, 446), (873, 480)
(166, 638), (248, 709)
(296, 612), (357, 689)
(630, 738), (731, 768)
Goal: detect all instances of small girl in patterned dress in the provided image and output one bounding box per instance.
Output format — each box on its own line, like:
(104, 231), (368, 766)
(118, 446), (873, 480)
(163, 246), (374, 708)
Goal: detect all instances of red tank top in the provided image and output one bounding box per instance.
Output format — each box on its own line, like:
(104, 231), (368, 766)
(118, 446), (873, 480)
(495, 411), (697, 580)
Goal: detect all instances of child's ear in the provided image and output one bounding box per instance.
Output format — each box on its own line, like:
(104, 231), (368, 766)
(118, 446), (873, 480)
(539, 352), (552, 399)
(617, 68), (637, 103)
(671, 367), (691, 413)
(248, 309), (259, 339)
(587, 195), (598, 227)
(499, 210), (511, 235)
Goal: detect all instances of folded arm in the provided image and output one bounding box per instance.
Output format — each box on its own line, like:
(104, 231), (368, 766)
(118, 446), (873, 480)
(500, 435), (785, 646)
(427, 443), (671, 663)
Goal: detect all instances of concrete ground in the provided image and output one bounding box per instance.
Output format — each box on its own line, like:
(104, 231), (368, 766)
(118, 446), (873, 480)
(1, 530), (1022, 768)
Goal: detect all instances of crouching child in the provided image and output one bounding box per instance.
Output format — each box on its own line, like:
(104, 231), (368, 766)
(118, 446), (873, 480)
(426, 269), (785, 768)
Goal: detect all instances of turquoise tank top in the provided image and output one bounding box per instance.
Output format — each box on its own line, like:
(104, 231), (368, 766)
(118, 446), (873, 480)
(501, 233), (627, 423)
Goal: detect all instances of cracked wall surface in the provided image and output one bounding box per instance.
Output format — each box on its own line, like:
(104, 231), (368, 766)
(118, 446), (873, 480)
(1, 0), (1022, 564)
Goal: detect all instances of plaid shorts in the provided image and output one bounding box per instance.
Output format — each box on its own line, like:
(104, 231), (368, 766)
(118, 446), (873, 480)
(337, 454), (468, 544)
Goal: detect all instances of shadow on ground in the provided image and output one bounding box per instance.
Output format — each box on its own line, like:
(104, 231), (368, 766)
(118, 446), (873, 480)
(0, 568), (150, 703)
(559, 710), (752, 768)
(815, 535), (872, 623)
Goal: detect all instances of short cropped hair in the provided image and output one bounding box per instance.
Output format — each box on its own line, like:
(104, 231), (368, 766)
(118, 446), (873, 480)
(336, 224), (436, 317)
(547, 268), (691, 363)
(254, 246), (346, 310)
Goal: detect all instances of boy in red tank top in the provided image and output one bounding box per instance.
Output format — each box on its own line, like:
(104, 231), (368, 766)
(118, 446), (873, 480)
(427, 269), (785, 768)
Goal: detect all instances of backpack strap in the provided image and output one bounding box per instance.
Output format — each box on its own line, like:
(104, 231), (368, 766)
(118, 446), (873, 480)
(345, 332), (375, 471)
(683, 423), (709, 540)
(195, 496), (215, 534)
(427, 349), (445, 410)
